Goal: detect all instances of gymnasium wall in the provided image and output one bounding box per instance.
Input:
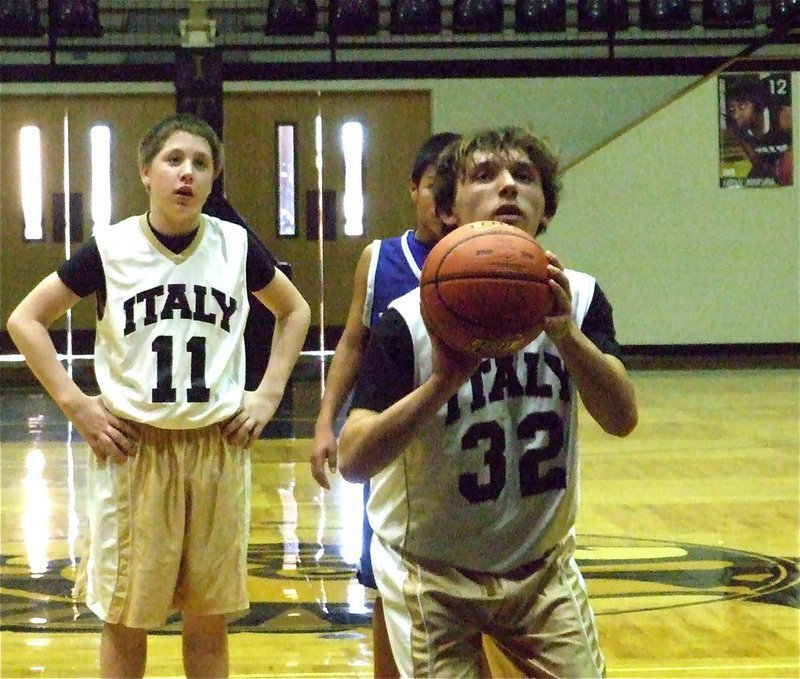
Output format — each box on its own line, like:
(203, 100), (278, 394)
(543, 72), (799, 346)
(1, 69), (797, 348)
(0, 90), (431, 342)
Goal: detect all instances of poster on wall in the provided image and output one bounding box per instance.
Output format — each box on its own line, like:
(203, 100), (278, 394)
(718, 72), (793, 188)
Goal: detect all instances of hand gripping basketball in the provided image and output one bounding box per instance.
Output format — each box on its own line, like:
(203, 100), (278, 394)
(420, 221), (554, 358)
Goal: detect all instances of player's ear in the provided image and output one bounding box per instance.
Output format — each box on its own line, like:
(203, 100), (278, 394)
(139, 164), (151, 192)
(409, 181), (419, 202)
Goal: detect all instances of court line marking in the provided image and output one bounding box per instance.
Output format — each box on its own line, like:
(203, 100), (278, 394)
(612, 663), (799, 674)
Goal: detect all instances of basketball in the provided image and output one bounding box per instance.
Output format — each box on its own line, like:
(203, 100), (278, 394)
(420, 221), (554, 358)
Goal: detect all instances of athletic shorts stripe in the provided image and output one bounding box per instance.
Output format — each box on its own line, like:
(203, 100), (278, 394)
(373, 532), (605, 678)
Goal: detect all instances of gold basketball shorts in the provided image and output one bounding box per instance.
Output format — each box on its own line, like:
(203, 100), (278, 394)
(372, 532), (606, 678)
(74, 423), (251, 629)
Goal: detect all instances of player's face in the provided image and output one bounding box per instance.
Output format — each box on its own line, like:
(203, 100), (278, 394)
(140, 130), (215, 232)
(411, 166), (448, 242)
(727, 99), (756, 130)
(451, 149), (547, 235)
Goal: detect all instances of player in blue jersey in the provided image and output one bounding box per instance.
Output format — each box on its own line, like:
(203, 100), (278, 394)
(338, 126), (638, 678)
(309, 131), (460, 677)
(7, 112), (311, 678)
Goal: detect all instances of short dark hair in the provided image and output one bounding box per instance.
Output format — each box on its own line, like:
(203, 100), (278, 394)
(411, 132), (462, 185)
(432, 126), (562, 236)
(725, 76), (767, 111)
(138, 112), (224, 178)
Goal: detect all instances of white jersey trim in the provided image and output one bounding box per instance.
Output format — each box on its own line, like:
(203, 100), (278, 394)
(362, 239), (381, 329)
(399, 229), (423, 279)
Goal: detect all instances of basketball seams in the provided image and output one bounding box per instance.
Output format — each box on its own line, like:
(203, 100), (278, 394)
(431, 282), (551, 329)
(419, 221), (554, 357)
(421, 272), (550, 284)
(421, 230), (544, 288)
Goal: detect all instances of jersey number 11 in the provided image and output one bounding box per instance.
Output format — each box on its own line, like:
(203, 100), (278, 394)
(151, 335), (210, 403)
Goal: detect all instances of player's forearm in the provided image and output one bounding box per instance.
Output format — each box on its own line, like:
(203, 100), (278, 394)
(253, 302), (310, 399)
(736, 138), (773, 176)
(314, 338), (365, 432)
(7, 317), (87, 416)
(552, 323), (638, 436)
(338, 374), (456, 482)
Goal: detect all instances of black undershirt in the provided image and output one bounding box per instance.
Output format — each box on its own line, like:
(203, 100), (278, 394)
(352, 283), (624, 414)
(58, 217), (277, 300)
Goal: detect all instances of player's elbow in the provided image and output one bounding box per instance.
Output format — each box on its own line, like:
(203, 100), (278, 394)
(339, 461), (368, 484)
(337, 428), (368, 483)
(6, 309), (20, 339)
(338, 408), (399, 483)
(293, 297), (312, 329)
(338, 445), (371, 483)
(6, 308), (28, 349)
(607, 404), (638, 437)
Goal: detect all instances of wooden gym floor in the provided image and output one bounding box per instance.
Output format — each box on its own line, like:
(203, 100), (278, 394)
(0, 358), (798, 678)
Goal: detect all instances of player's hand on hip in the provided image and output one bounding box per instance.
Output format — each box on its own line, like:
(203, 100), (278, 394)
(222, 390), (279, 448)
(310, 428), (337, 490)
(72, 395), (140, 464)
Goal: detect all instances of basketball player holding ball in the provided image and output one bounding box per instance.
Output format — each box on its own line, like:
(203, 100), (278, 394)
(338, 126), (638, 677)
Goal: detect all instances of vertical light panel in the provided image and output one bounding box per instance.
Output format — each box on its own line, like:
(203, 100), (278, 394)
(63, 112), (73, 371)
(19, 126), (43, 241)
(276, 123), (297, 237)
(62, 112), (71, 257)
(90, 124), (112, 230)
(340, 121), (364, 237)
(315, 111), (326, 370)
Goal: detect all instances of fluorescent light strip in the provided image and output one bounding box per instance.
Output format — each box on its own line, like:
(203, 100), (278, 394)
(19, 126), (43, 241)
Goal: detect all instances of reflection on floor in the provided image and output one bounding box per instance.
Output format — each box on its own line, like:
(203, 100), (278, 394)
(1, 359), (798, 678)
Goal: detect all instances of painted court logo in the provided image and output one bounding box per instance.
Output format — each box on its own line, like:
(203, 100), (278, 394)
(0, 535), (796, 634)
(577, 535), (798, 615)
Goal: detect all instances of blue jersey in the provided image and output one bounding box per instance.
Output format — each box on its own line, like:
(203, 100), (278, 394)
(363, 230), (433, 329)
(357, 228), (433, 589)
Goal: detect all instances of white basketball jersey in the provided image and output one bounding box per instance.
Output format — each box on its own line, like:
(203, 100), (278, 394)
(93, 214), (250, 428)
(367, 269), (596, 573)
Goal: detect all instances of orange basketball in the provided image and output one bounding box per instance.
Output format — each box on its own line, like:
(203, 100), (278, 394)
(420, 221), (554, 358)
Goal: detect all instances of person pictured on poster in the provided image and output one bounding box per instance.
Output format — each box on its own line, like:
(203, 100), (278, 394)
(719, 72), (793, 188)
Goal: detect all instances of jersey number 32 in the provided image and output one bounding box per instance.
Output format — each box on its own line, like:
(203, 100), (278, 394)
(459, 411), (566, 504)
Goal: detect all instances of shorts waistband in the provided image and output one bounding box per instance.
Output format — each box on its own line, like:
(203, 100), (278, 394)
(460, 546), (557, 581)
